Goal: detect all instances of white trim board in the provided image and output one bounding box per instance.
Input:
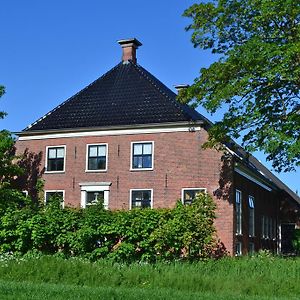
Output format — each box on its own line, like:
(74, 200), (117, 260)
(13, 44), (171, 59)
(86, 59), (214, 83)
(234, 167), (272, 192)
(18, 126), (201, 141)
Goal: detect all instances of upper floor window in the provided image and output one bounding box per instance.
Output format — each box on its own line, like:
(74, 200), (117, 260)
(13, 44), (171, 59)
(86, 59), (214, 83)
(182, 188), (206, 205)
(46, 146), (65, 172)
(130, 189), (153, 209)
(248, 196), (255, 237)
(86, 144), (107, 171)
(131, 142), (153, 170)
(236, 190), (242, 235)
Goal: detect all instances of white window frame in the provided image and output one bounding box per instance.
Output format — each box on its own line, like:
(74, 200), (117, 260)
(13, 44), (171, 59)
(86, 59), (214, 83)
(248, 195), (255, 237)
(22, 190), (28, 197)
(45, 145), (66, 173)
(236, 190), (242, 235)
(85, 143), (108, 172)
(44, 190), (65, 208)
(181, 188), (207, 205)
(130, 141), (154, 171)
(129, 189), (153, 209)
(80, 182), (111, 210)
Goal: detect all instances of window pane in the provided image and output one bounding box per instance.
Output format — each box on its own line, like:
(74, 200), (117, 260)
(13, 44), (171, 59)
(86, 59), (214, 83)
(88, 158), (98, 170)
(56, 158), (64, 171)
(56, 148), (65, 158)
(142, 155), (152, 168)
(98, 145), (106, 157)
(133, 144), (143, 155)
(89, 146), (98, 157)
(86, 191), (104, 205)
(133, 156), (143, 168)
(97, 157), (106, 169)
(143, 143), (152, 154)
(48, 148), (57, 159)
(48, 159), (56, 171)
(248, 196), (254, 208)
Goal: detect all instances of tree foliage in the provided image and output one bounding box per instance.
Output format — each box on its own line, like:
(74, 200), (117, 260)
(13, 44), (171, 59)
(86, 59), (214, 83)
(0, 85), (43, 210)
(181, 0), (300, 172)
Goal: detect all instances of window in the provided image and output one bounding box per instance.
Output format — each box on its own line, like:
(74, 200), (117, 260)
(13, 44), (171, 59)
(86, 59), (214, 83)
(261, 216), (265, 238)
(46, 146), (65, 172)
(130, 189), (153, 209)
(236, 190), (242, 235)
(273, 219), (277, 240)
(249, 242), (255, 255)
(248, 196), (255, 237)
(235, 241), (242, 256)
(86, 144), (107, 171)
(182, 188), (206, 205)
(265, 216), (269, 239)
(80, 182), (110, 210)
(131, 142), (153, 170)
(45, 190), (64, 206)
(86, 191), (105, 206)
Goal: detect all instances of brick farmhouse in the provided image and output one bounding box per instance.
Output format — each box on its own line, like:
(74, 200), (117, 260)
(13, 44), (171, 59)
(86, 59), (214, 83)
(16, 39), (300, 255)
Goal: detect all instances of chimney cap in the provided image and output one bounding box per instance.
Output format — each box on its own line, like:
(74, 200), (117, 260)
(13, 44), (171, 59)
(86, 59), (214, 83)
(174, 84), (190, 92)
(117, 38), (142, 48)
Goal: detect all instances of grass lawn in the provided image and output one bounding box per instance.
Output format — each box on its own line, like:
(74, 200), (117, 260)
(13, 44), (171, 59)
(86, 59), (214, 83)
(0, 255), (299, 299)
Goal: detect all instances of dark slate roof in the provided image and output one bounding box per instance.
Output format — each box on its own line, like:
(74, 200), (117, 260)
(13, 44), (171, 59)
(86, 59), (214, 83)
(229, 143), (300, 205)
(25, 60), (204, 131)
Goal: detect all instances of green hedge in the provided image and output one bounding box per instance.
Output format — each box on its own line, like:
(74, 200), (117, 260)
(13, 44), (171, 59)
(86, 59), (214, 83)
(0, 193), (226, 262)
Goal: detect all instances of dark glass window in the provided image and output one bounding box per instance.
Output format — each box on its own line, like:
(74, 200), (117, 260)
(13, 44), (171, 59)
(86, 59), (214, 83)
(248, 196), (255, 237)
(86, 191), (104, 206)
(183, 189), (205, 205)
(87, 145), (107, 170)
(132, 143), (153, 169)
(235, 242), (242, 256)
(47, 147), (65, 171)
(236, 190), (242, 234)
(131, 190), (152, 208)
(45, 191), (64, 204)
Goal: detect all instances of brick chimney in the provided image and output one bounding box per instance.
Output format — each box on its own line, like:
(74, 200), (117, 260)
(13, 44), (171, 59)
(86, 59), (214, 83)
(117, 38), (142, 64)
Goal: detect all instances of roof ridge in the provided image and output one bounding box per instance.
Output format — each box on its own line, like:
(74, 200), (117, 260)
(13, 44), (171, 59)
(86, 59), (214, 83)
(130, 61), (196, 121)
(24, 62), (123, 131)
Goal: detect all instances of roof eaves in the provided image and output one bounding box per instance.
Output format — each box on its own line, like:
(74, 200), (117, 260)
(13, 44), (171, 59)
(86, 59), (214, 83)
(16, 120), (204, 137)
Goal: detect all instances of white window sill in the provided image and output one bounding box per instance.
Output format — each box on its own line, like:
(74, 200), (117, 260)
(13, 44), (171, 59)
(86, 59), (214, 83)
(85, 169), (107, 173)
(45, 171), (65, 174)
(130, 168), (153, 172)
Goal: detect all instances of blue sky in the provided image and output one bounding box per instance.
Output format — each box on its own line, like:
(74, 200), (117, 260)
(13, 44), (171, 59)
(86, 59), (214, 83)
(1, 0), (299, 193)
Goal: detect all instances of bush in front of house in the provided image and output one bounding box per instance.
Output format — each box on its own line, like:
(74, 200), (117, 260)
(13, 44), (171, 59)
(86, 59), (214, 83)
(0, 193), (226, 262)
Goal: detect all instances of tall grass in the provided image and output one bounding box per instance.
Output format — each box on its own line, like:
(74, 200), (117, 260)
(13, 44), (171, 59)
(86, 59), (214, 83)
(0, 255), (299, 299)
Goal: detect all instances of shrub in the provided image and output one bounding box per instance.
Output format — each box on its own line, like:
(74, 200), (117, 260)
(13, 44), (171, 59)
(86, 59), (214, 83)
(0, 193), (225, 262)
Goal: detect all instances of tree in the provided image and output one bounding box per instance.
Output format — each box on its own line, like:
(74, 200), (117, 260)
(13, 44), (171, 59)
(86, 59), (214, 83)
(180, 0), (300, 172)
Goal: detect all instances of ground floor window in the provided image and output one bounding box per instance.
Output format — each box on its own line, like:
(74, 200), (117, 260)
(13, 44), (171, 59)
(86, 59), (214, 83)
(80, 182), (111, 209)
(181, 188), (206, 205)
(130, 189), (153, 209)
(235, 241), (242, 256)
(249, 242), (255, 255)
(86, 191), (105, 206)
(44, 190), (65, 207)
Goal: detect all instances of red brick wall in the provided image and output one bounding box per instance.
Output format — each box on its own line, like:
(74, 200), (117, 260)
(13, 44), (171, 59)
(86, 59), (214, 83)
(16, 129), (234, 253)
